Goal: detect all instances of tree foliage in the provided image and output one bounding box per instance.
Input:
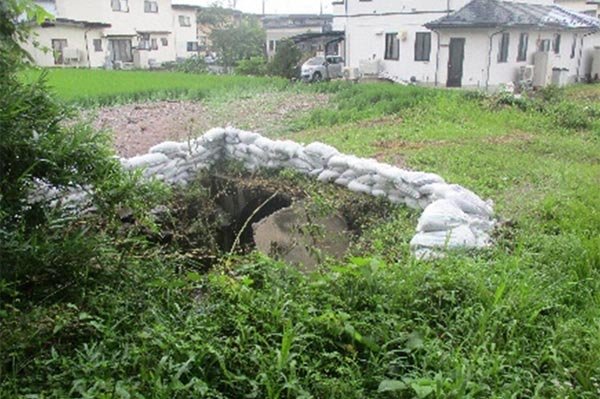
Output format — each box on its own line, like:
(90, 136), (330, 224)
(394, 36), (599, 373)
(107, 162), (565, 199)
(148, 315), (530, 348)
(210, 19), (265, 69)
(267, 39), (302, 79)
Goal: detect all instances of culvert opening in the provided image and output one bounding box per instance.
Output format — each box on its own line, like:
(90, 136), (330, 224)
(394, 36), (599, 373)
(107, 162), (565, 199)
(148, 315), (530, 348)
(156, 169), (393, 271)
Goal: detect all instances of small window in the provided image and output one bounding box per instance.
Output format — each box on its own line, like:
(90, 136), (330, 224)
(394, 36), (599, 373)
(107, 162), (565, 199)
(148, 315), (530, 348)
(151, 38), (158, 50)
(414, 32), (431, 61)
(384, 33), (399, 61)
(570, 34), (577, 59)
(498, 32), (509, 63)
(179, 15), (191, 27)
(111, 0), (129, 12)
(553, 34), (561, 54)
(144, 0), (158, 13)
(539, 39), (551, 52)
(187, 42), (199, 52)
(93, 39), (102, 52)
(161, 38), (168, 46)
(138, 33), (150, 50)
(517, 33), (528, 62)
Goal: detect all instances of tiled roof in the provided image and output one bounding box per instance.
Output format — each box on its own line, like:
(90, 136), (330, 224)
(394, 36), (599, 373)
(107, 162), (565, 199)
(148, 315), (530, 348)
(425, 0), (600, 30)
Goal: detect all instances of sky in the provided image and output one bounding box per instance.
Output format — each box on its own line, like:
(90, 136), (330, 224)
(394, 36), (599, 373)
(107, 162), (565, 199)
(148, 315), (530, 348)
(173, 0), (333, 15)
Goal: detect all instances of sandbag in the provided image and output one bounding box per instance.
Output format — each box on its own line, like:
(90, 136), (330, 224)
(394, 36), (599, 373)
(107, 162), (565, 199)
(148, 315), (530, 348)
(347, 180), (372, 194)
(417, 199), (471, 232)
(410, 225), (477, 250)
(125, 153), (169, 169)
(149, 141), (184, 156)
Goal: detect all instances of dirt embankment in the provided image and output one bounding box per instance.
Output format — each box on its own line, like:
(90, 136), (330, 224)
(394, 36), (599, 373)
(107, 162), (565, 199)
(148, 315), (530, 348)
(88, 92), (329, 158)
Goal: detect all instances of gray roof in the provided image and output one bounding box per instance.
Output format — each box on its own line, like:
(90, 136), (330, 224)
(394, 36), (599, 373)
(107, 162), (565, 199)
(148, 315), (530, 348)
(425, 0), (600, 30)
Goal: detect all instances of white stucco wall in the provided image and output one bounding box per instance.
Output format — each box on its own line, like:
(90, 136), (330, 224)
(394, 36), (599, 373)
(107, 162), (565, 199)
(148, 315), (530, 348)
(172, 8), (198, 59)
(23, 24), (106, 67)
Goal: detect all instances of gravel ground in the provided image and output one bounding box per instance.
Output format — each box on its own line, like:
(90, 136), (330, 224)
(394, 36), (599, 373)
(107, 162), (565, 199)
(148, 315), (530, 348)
(88, 92), (329, 158)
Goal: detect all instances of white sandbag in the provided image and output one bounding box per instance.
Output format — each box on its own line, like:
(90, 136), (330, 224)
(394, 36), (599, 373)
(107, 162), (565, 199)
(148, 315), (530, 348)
(286, 158), (313, 173)
(355, 174), (376, 185)
(372, 189), (387, 197)
(348, 157), (379, 175)
(304, 142), (339, 161)
(405, 197), (421, 210)
(404, 171), (445, 186)
(446, 192), (494, 218)
(254, 137), (275, 151)
(347, 180), (372, 194)
(149, 141), (184, 156)
(387, 194), (406, 204)
(247, 144), (268, 161)
(202, 128), (226, 143)
(271, 140), (301, 159)
(376, 164), (410, 182)
(410, 225), (477, 250)
(393, 181), (421, 199)
(334, 177), (351, 186)
(417, 199), (471, 232)
(328, 155), (350, 170)
(317, 170), (341, 182)
(238, 130), (261, 145)
(125, 153), (169, 169)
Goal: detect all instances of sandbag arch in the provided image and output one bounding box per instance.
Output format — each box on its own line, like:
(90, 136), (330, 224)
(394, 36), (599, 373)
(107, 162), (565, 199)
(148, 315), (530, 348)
(122, 127), (496, 259)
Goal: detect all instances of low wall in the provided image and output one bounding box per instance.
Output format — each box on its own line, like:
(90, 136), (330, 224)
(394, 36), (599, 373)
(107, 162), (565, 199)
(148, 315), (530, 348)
(122, 127), (496, 259)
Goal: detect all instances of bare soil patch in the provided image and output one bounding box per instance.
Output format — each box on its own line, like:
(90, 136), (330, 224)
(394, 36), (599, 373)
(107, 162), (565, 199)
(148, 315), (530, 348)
(89, 92), (329, 158)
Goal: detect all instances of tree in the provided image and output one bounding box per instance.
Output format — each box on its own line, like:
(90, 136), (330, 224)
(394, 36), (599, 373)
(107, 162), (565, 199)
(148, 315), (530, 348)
(267, 39), (302, 79)
(210, 19), (265, 71)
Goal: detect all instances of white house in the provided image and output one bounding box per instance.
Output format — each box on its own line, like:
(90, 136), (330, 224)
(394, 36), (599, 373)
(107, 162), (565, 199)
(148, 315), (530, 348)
(25, 0), (200, 68)
(332, 0), (600, 89)
(171, 3), (201, 59)
(262, 14), (333, 58)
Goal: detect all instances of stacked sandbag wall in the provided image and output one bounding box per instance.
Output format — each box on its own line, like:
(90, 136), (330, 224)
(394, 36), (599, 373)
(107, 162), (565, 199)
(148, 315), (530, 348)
(121, 127), (496, 259)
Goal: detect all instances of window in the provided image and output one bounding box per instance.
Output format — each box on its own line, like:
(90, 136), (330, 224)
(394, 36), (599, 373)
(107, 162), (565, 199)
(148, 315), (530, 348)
(268, 40), (276, 52)
(93, 39), (102, 52)
(179, 15), (191, 27)
(144, 0), (158, 13)
(109, 39), (133, 62)
(187, 42), (199, 52)
(111, 0), (129, 12)
(553, 34), (561, 54)
(570, 34), (577, 59)
(498, 32), (509, 63)
(414, 32), (431, 61)
(51, 39), (68, 65)
(517, 33), (528, 62)
(539, 39), (551, 52)
(138, 33), (150, 50)
(161, 38), (168, 46)
(384, 33), (399, 60)
(151, 38), (158, 50)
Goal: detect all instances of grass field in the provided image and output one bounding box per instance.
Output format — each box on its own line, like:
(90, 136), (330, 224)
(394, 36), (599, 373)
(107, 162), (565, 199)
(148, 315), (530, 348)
(23, 68), (288, 106)
(3, 70), (600, 398)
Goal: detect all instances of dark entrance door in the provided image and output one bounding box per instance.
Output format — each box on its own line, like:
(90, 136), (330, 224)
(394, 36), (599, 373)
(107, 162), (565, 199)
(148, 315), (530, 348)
(447, 38), (465, 88)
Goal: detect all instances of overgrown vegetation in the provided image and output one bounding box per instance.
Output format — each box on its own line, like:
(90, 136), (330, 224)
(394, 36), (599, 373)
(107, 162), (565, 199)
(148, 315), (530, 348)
(3, 3), (600, 396)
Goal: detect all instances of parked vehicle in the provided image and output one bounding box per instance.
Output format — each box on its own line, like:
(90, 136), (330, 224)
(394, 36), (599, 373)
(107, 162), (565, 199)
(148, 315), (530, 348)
(301, 55), (345, 82)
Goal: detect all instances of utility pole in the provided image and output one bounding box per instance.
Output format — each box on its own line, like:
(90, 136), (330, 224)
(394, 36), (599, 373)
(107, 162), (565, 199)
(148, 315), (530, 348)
(320, 0), (323, 15)
(262, 0), (266, 15)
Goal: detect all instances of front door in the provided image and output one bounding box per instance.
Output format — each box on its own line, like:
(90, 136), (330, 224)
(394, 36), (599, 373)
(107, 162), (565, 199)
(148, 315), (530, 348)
(109, 39), (133, 63)
(447, 38), (465, 88)
(51, 39), (68, 65)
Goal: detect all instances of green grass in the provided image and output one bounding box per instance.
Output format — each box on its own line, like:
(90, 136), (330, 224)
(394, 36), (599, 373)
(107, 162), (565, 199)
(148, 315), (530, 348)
(2, 70), (600, 398)
(22, 68), (289, 106)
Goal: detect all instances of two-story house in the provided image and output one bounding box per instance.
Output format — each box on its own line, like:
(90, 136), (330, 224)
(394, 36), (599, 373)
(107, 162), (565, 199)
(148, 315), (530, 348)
(262, 14), (333, 59)
(332, 0), (600, 89)
(25, 0), (200, 68)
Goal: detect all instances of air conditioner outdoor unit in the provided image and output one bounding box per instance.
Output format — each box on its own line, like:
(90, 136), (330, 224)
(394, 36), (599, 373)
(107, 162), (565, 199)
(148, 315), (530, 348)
(359, 59), (381, 76)
(62, 48), (81, 63)
(343, 67), (361, 82)
(519, 65), (534, 82)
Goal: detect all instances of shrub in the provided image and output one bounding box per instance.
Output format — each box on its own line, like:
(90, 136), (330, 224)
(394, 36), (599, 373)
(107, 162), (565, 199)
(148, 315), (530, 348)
(163, 55), (207, 74)
(267, 39), (302, 79)
(236, 56), (268, 76)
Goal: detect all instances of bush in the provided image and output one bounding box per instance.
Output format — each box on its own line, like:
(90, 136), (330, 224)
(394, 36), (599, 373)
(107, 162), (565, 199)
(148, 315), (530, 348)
(163, 55), (207, 74)
(236, 56), (268, 76)
(267, 39), (302, 79)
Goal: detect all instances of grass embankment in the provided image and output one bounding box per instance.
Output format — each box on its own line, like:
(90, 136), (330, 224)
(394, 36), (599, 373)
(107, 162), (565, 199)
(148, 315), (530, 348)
(2, 70), (600, 398)
(22, 68), (288, 106)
